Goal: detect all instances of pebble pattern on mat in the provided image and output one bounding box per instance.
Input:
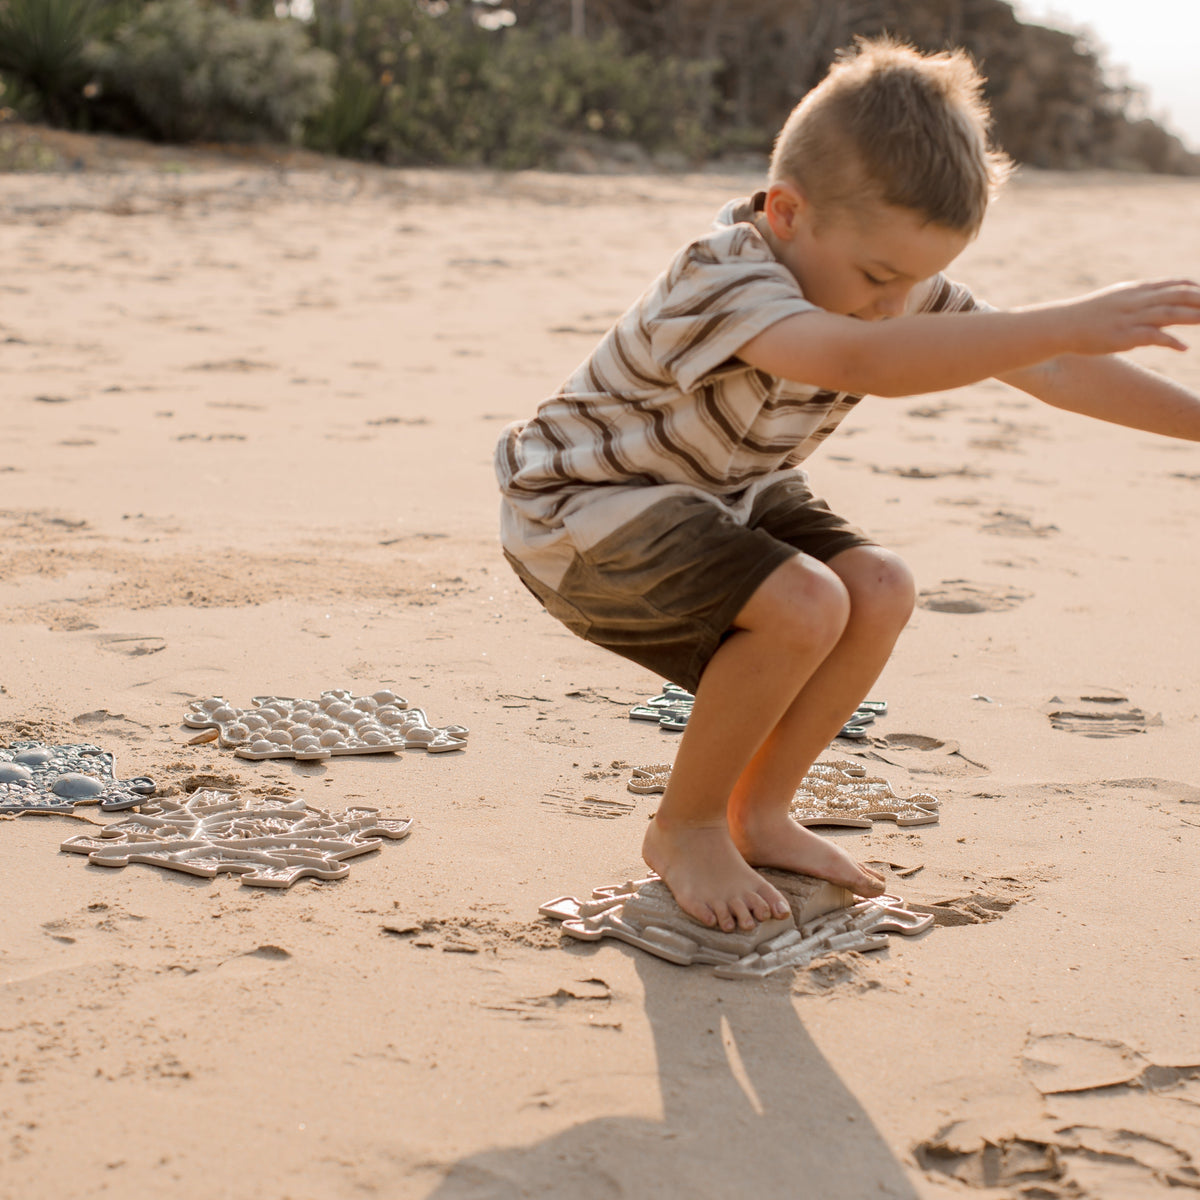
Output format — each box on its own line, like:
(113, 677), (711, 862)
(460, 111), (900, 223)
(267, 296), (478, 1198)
(60, 789), (412, 887)
(184, 689), (468, 758)
(791, 761), (941, 827)
(0, 742), (156, 815)
(627, 758), (940, 827)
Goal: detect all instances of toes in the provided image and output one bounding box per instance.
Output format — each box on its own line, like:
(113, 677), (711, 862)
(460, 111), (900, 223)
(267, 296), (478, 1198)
(854, 870), (887, 897)
(711, 902), (739, 933)
(753, 885), (788, 921)
(728, 898), (756, 931)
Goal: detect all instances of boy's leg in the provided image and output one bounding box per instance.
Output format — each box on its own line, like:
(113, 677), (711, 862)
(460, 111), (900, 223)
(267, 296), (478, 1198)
(726, 545), (914, 872)
(643, 549), (889, 932)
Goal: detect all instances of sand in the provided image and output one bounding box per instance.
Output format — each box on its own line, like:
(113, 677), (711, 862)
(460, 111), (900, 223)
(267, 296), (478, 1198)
(3, 143), (1200, 1199)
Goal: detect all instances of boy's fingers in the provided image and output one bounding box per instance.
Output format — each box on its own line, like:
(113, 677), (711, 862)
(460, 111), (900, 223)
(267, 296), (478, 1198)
(1160, 304), (1200, 324)
(1138, 328), (1188, 351)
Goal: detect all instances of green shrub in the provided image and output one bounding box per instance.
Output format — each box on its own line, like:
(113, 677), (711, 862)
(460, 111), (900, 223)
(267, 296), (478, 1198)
(478, 28), (715, 168)
(0, 69), (44, 123)
(0, 0), (105, 123)
(304, 55), (381, 157)
(86, 0), (335, 143)
(306, 0), (496, 163)
(303, 0), (717, 167)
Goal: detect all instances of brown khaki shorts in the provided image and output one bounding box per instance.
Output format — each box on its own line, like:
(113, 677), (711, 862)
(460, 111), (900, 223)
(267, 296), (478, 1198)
(504, 475), (875, 692)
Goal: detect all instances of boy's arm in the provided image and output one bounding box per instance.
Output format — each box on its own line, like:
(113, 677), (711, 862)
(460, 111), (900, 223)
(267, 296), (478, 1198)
(737, 279), (1200, 397)
(998, 352), (1200, 440)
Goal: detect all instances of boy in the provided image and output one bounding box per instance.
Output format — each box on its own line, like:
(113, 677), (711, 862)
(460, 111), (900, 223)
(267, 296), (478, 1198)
(495, 39), (1200, 934)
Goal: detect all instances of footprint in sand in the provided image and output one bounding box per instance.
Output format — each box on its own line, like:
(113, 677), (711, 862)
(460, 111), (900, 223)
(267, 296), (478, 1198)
(917, 580), (1030, 613)
(541, 790), (635, 821)
(859, 733), (989, 778)
(916, 1035), (1200, 1194)
(185, 358), (276, 372)
(980, 509), (1058, 538)
(1044, 689), (1162, 737)
(869, 464), (990, 480)
(906, 401), (960, 419)
(381, 916), (563, 953)
(907, 894), (1017, 927)
(94, 633), (167, 657)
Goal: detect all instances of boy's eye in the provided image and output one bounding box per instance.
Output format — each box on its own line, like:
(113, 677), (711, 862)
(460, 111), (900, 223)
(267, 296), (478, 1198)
(863, 271), (888, 286)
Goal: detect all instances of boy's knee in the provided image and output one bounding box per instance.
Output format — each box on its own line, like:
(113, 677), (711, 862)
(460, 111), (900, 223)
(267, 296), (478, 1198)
(835, 547), (916, 628)
(747, 555), (850, 651)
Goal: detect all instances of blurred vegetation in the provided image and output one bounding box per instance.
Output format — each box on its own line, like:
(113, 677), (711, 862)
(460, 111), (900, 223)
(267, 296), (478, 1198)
(84, 0), (334, 142)
(304, 0), (712, 166)
(0, 0), (1196, 173)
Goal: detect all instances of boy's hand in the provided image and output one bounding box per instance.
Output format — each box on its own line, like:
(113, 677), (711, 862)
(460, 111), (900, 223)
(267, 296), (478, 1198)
(1047, 279), (1200, 354)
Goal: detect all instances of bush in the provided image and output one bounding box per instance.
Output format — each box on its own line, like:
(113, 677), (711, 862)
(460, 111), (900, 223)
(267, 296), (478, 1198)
(478, 28), (715, 168)
(0, 0), (118, 124)
(304, 0), (717, 167)
(305, 0), (495, 163)
(85, 0), (335, 143)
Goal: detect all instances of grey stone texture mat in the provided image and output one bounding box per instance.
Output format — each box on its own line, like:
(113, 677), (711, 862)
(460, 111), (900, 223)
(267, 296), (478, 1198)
(0, 742), (156, 815)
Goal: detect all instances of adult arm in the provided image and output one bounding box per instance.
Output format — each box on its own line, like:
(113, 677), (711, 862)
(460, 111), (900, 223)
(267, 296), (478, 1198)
(737, 279), (1200, 398)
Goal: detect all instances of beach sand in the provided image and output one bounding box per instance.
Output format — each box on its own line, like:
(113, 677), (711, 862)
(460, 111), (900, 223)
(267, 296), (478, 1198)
(3, 142), (1200, 1198)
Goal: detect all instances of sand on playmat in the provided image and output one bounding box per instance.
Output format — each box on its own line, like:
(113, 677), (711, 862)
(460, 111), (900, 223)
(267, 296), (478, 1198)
(4, 139), (1200, 1198)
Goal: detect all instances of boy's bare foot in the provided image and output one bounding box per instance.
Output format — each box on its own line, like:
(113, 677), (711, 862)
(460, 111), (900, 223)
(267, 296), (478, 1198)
(730, 809), (886, 898)
(642, 815), (792, 933)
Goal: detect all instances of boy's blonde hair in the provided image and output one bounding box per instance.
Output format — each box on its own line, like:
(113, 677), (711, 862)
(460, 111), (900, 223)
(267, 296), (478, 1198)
(770, 38), (1012, 234)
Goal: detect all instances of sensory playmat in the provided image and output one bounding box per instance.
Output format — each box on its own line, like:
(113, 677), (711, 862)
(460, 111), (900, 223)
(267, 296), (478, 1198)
(60, 788), (412, 888)
(0, 742), (156, 815)
(184, 688), (468, 758)
(790, 760), (940, 827)
(626, 758), (940, 827)
(628, 684), (886, 739)
(540, 869), (931, 979)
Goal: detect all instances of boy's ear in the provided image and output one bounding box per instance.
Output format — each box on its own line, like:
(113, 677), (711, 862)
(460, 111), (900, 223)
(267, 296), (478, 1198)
(762, 181), (811, 241)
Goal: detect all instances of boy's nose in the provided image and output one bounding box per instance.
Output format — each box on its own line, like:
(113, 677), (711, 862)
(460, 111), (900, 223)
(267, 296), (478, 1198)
(874, 289), (911, 318)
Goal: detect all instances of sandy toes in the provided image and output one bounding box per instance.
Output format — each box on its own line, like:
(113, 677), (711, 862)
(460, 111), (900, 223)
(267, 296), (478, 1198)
(642, 816), (791, 932)
(731, 811), (886, 898)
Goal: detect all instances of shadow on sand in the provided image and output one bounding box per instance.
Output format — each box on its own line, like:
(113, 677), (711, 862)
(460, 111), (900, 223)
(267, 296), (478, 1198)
(428, 949), (918, 1199)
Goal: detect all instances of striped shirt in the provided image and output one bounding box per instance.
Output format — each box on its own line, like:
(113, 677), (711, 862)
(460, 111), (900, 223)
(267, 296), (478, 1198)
(497, 193), (983, 589)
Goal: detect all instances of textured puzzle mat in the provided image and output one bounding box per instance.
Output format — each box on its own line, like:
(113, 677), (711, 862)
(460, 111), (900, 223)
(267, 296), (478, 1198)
(60, 788), (412, 887)
(629, 684), (886, 739)
(627, 758), (940, 827)
(0, 742), (156, 815)
(541, 869), (932, 979)
(184, 688), (468, 758)
(628, 683), (694, 731)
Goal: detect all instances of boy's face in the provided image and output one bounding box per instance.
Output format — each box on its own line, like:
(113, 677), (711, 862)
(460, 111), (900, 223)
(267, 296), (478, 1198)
(763, 185), (972, 320)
